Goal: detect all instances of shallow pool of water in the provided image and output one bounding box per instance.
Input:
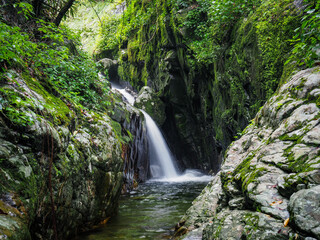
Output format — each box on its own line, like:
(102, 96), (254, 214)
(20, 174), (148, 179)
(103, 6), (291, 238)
(75, 179), (208, 240)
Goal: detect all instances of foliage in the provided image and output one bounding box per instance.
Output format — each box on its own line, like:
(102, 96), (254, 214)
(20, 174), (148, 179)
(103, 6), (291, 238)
(0, 20), (69, 72)
(209, 0), (260, 27)
(1, 16), (112, 122)
(286, 0), (320, 67)
(95, 14), (121, 56)
(0, 87), (35, 126)
(254, 0), (300, 98)
(43, 52), (109, 107)
(13, 1), (33, 19)
(183, 0), (210, 40)
(63, 0), (124, 55)
(115, 0), (178, 87)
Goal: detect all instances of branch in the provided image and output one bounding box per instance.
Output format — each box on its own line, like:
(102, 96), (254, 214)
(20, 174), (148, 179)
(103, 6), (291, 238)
(88, 0), (102, 26)
(53, 0), (75, 27)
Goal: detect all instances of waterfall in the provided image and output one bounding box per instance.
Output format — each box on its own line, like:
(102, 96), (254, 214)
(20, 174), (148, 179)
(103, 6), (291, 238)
(111, 82), (178, 179)
(110, 81), (212, 182)
(141, 110), (178, 179)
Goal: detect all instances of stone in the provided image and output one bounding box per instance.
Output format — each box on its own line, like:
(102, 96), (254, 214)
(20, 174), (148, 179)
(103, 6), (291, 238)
(134, 86), (166, 126)
(289, 185), (320, 238)
(302, 125), (320, 145)
(98, 58), (119, 80)
(0, 69), (148, 239)
(203, 210), (292, 240)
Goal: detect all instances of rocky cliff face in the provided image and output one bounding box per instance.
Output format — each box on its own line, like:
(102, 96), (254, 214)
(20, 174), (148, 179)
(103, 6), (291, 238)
(0, 72), (148, 239)
(111, 90), (149, 190)
(175, 67), (320, 240)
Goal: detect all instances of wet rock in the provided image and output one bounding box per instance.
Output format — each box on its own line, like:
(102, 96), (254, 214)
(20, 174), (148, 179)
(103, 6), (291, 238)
(203, 210), (292, 240)
(0, 70), (148, 239)
(98, 58), (119, 80)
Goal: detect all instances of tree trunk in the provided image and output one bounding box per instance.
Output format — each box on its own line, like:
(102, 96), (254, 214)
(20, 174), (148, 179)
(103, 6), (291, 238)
(53, 0), (75, 27)
(32, 0), (44, 17)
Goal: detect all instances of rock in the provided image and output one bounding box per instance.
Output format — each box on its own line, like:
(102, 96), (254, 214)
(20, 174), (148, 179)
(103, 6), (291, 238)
(177, 67), (320, 239)
(203, 210), (292, 240)
(134, 86), (166, 126)
(98, 58), (119, 80)
(289, 185), (320, 238)
(0, 70), (148, 239)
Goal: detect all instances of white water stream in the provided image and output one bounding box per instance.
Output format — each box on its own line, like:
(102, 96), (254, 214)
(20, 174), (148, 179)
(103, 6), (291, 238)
(111, 82), (212, 182)
(141, 109), (178, 179)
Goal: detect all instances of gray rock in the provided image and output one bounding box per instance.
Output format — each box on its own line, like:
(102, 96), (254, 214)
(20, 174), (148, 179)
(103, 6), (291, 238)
(289, 185), (320, 238)
(203, 210), (292, 240)
(98, 58), (119, 79)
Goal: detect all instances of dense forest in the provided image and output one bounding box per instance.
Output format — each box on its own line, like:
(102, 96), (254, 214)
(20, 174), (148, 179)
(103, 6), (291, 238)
(0, 0), (319, 239)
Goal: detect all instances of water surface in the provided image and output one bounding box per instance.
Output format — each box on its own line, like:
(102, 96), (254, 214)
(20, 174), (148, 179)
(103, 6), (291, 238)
(76, 179), (208, 240)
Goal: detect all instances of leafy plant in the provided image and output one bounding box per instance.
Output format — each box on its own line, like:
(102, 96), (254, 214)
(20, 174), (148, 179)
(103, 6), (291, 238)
(0, 88), (34, 126)
(13, 2), (34, 19)
(209, 0), (260, 27)
(286, 0), (320, 68)
(43, 51), (105, 107)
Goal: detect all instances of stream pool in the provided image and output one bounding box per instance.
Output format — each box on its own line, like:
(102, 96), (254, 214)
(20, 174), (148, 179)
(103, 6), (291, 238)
(75, 177), (209, 240)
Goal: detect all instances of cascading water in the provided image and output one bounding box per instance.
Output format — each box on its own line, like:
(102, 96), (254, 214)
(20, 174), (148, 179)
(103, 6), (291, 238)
(111, 82), (178, 179)
(111, 82), (212, 182)
(141, 110), (178, 179)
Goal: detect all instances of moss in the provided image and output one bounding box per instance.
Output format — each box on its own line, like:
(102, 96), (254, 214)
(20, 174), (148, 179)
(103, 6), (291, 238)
(231, 152), (267, 193)
(278, 133), (301, 142)
(213, 215), (227, 239)
(23, 75), (73, 126)
(283, 145), (313, 173)
(243, 213), (260, 237)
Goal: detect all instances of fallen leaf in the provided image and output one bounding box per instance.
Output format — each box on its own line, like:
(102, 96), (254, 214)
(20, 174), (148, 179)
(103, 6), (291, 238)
(284, 218), (289, 227)
(270, 200), (283, 206)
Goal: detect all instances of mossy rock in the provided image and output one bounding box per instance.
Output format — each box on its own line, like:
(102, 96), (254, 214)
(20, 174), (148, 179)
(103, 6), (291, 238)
(134, 86), (166, 126)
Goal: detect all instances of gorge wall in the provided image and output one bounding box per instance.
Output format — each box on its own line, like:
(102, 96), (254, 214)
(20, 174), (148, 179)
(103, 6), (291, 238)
(95, 0), (303, 173)
(175, 67), (320, 240)
(0, 73), (148, 239)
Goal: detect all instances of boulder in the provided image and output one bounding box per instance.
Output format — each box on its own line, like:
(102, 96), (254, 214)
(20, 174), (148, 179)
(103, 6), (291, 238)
(98, 58), (119, 80)
(289, 185), (320, 238)
(0, 70), (147, 239)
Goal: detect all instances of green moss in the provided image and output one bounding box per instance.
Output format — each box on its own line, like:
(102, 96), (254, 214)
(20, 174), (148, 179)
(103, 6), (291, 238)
(111, 120), (122, 137)
(231, 152), (267, 193)
(278, 133), (301, 142)
(283, 145), (313, 173)
(23, 75), (72, 126)
(243, 213), (260, 237)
